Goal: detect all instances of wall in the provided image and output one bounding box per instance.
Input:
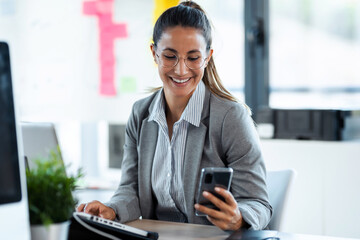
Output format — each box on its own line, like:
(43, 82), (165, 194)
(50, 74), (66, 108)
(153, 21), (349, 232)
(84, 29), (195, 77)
(1, 0), (157, 123)
(261, 139), (360, 238)
(1, 0), (245, 124)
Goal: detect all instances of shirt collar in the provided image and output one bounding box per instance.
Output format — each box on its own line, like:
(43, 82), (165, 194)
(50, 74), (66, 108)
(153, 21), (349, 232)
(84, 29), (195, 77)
(181, 81), (205, 127)
(148, 89), (165, 123)
(148, 81), (205, 127)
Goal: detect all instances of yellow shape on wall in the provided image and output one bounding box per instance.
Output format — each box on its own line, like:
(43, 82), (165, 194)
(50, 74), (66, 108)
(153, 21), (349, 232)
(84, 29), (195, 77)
(153, 0), (180, 25)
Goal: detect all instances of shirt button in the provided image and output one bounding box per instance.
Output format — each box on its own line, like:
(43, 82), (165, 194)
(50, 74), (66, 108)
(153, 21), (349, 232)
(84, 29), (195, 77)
(167, 173), (171, 177)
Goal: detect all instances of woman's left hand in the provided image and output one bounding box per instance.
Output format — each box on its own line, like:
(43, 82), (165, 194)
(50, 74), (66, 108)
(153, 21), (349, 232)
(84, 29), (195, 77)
(194, 187), (245, 231)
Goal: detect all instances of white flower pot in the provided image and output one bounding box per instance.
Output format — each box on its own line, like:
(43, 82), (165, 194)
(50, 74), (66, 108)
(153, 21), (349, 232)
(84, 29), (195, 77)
(30, 220), (70, 240)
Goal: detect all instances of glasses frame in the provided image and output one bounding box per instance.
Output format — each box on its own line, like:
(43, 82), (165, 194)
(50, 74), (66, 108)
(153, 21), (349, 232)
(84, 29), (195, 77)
(155, 52), (209, 70)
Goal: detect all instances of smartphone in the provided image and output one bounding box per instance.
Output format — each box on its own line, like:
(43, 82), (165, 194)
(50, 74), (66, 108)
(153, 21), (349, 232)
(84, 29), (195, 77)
(195, 167), (233, 216)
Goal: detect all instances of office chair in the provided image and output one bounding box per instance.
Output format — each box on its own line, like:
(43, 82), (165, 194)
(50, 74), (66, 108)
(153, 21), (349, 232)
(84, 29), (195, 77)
(266, 169), (296, 231)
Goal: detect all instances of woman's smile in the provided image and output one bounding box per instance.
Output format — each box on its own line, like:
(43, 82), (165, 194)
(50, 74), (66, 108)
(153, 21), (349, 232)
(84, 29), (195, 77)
(171, 77), (191, 84)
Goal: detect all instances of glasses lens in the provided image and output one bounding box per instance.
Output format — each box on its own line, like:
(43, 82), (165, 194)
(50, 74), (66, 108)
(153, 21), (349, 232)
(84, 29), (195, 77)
(159, 51), (178, 68)
(185, 55), (205, 69)
(158, 51), (206, 69)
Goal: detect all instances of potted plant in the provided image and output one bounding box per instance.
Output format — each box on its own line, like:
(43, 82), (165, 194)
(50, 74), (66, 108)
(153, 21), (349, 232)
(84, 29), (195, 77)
(26, 147), (82, 240)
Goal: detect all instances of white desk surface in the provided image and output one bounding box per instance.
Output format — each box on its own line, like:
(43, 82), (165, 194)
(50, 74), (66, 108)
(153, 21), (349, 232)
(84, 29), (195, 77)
(127, 219), (360, 240)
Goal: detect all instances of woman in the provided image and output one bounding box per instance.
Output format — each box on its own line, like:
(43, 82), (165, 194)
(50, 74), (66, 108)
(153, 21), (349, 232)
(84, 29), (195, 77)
(77, 1), (272, 231)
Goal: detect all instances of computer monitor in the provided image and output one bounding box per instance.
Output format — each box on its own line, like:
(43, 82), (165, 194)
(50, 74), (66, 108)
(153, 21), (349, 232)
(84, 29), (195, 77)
(0, 42), (30, 239)
(21, 122), (62, 170)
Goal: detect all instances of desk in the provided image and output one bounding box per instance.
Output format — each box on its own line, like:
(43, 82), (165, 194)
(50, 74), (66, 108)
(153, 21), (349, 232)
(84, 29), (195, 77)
(126, 219), (360, 240)
(127, 219), (228, 240)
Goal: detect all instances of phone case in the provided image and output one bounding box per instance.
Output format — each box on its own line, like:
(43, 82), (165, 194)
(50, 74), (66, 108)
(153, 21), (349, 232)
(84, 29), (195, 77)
(195, 167), (233, 216)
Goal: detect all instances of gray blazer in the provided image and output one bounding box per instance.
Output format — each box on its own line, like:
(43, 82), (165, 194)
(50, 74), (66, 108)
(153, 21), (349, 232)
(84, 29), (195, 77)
(106, 88), (272, 230)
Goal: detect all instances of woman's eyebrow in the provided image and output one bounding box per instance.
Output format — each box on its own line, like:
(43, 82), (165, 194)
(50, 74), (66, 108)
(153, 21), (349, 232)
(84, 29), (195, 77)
(162, 48), (201, 54)
(187, 50), (201, 54)
(162, 48), (177, 53)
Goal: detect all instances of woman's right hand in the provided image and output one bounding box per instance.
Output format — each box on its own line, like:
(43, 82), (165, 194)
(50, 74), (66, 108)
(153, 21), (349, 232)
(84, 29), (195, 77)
(76, 200), (116, 220)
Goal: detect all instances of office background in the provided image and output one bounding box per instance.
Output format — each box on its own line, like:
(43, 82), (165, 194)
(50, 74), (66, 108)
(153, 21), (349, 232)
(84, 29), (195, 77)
(1, 0), (360, 238)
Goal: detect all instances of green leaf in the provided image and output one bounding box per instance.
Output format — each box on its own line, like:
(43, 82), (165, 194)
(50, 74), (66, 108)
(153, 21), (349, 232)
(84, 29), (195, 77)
(26, 146), (84, 226)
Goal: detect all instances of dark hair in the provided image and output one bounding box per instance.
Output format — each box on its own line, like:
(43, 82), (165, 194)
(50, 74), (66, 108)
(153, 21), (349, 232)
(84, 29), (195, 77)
(152, 1), (238, 103)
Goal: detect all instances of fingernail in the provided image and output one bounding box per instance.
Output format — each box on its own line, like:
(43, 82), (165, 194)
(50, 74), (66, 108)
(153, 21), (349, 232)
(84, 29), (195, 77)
(215, 187), (221, 192)
(203, 191), (209, 196)
(194, 204), (199, 209)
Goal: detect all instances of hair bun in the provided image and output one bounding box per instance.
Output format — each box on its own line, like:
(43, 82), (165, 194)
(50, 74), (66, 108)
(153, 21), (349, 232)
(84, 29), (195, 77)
(180, 1), (204, 12)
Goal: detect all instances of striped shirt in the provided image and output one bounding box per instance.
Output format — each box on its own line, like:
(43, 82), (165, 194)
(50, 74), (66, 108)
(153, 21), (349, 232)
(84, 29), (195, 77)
(148, 81), (205, 222)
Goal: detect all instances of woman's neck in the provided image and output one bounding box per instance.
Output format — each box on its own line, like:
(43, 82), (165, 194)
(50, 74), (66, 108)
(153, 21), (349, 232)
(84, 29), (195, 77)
(163, 90), (194, 139)
(164, 95), (189, 123)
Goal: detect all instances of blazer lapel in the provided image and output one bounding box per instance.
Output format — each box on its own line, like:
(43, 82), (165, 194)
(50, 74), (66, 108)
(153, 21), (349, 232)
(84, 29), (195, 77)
(138, 100), (159, 219)
(138, 119), (158, 185)
(182, 89), (210, 222)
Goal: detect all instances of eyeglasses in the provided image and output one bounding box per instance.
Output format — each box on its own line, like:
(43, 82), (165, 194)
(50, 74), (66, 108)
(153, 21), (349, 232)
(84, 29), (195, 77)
(155, 51), (208, 70)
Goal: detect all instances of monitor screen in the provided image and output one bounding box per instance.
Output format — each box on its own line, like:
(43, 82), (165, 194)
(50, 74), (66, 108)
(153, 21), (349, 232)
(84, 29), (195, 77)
(0, 42), (22, 204)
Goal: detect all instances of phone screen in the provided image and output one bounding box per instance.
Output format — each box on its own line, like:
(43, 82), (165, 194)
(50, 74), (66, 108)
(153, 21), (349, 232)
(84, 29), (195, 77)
(195, 167), (233, 216)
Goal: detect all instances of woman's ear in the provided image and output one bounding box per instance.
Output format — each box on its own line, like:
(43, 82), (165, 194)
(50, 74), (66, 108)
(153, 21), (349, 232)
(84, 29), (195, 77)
(150, 44), (157, 63)
(205, 49), (214, 67)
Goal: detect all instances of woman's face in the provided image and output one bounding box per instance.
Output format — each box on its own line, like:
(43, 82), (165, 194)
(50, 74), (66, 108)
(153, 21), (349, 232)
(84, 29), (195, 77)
(151, 26), (213, 101)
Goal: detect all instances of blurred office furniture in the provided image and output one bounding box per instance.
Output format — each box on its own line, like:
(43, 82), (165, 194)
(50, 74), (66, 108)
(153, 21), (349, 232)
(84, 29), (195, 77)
(266, 169), (295, 230)
(261, 139), (360, 238)
(20, 122), (116, 203)
(21, 122), (62, 169)
(257, 108), (360, 141)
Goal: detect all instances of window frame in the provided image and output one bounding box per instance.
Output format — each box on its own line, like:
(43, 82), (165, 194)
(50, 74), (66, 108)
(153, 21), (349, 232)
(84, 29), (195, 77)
(245, 0), (360, 117)
(244, 0), (269, 120)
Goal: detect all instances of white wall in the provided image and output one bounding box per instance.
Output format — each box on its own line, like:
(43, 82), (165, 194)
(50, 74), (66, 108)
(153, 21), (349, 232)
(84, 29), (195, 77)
(1, 0), (157, 123)
(261, 139), (360, 239)
(1, 0), (245, 124)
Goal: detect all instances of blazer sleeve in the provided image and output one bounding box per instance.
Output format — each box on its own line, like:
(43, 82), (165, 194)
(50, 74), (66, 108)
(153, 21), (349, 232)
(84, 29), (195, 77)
(221, 103), (272, 230)
(105, 103), (142, 223)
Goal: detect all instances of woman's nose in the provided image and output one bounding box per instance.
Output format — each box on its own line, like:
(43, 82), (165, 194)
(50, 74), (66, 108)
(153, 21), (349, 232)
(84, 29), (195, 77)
(174, 58), (189, 75)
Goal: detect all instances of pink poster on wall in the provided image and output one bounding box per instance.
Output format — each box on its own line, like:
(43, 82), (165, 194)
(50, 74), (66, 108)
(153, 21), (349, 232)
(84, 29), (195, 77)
(83, 0), (128, 96)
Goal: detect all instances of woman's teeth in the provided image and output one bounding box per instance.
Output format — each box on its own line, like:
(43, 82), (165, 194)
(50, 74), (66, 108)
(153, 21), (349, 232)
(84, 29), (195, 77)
(172, 78), (190, 83)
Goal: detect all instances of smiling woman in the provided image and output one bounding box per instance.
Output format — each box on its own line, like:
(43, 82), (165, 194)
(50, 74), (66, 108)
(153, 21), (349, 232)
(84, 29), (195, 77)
(77, 1), (272, 231)
(150, 26), (212, 112)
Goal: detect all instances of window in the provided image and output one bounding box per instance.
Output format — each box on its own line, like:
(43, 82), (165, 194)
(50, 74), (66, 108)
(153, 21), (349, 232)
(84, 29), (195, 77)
(269, 0), (360, 109)
(197, 0), (245, 101)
